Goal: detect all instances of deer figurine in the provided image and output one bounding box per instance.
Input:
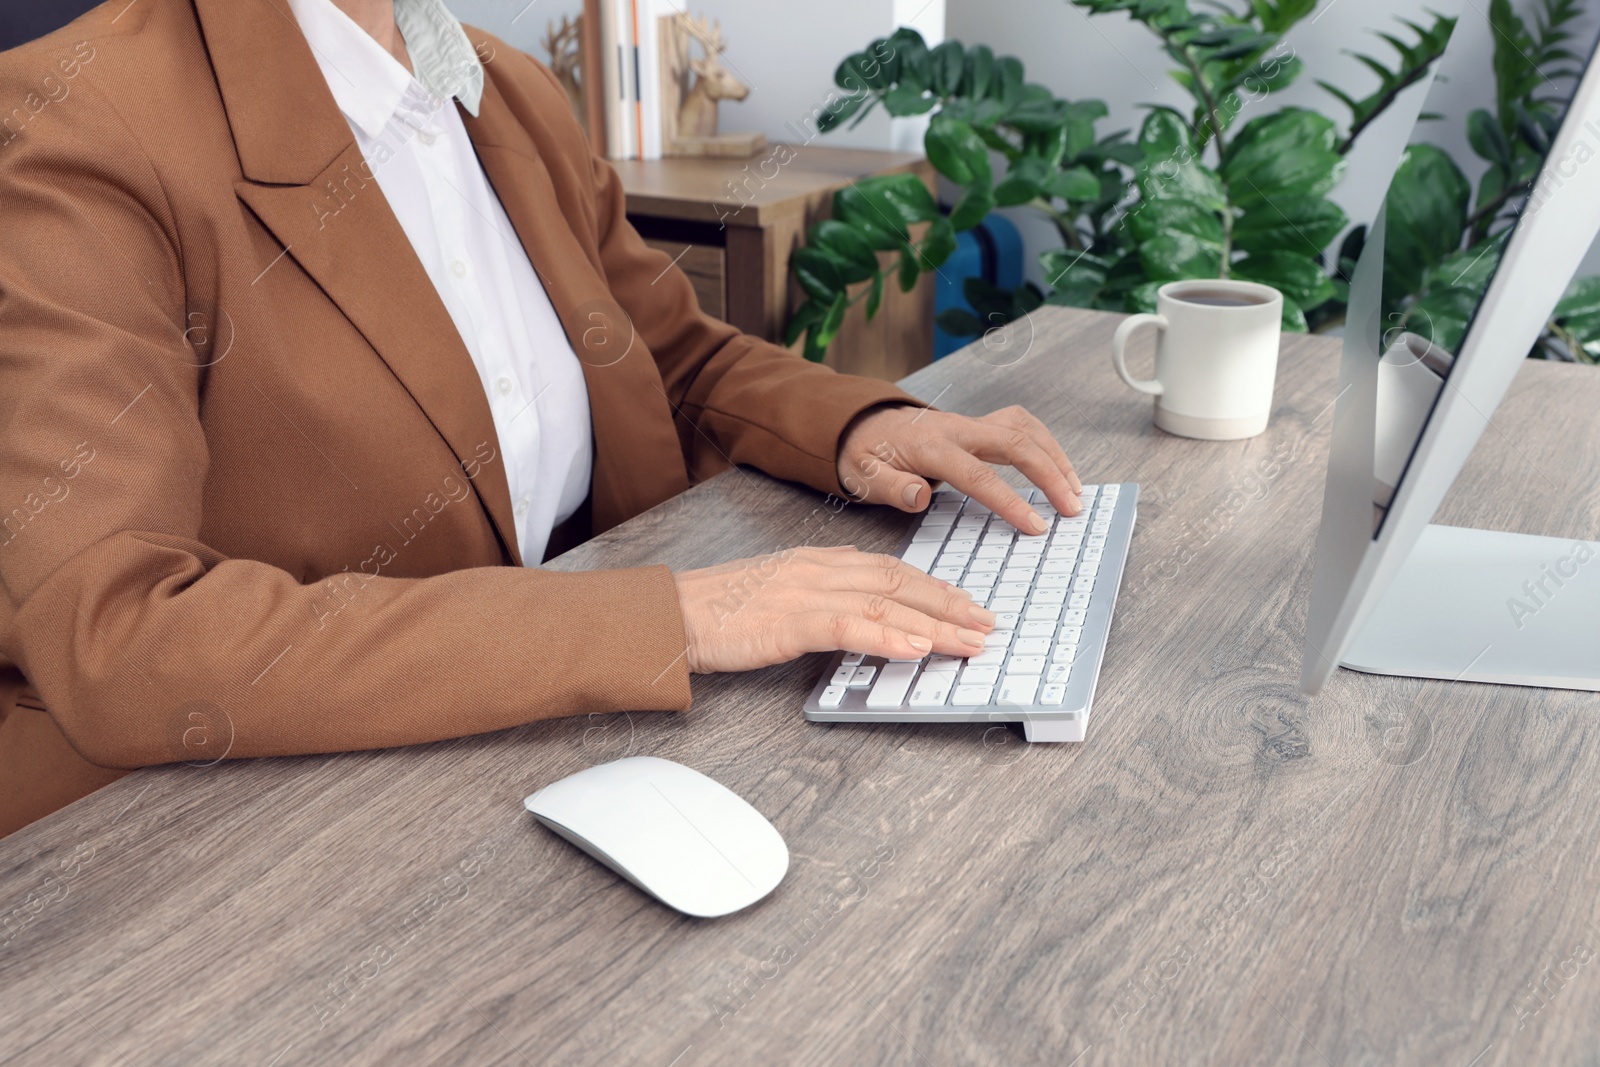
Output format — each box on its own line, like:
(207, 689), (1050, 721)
(541, 15), (586, 134)
(660, 12), (765, 157)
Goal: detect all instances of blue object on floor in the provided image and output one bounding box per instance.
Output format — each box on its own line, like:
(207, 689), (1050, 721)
(933, 212), (1025, 359)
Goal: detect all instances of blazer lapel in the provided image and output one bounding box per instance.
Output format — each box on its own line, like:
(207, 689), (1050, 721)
(195, 0), (525, 566)
(459, 58), (693, 533)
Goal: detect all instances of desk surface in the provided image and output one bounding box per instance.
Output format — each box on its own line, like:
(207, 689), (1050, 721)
(3, 308), (1599, 1066)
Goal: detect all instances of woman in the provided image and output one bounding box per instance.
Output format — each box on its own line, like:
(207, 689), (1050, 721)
(0, 0), (1081, 836)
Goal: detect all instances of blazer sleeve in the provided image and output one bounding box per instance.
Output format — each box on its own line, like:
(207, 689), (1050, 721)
(0, 76), (692, 771)
(570, 105), (928, 495)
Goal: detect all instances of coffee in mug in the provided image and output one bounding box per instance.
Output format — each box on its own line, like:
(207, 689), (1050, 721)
(1110, 279), (1284, 440)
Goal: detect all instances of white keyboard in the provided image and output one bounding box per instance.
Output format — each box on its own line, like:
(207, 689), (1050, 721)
(803, 483), (1138, 742)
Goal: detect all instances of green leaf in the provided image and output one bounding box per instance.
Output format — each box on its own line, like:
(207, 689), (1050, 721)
(882, 84), (938, 116)
(811, 219), (879, 282)
(1124, 197), (1223, 246)
(994, 155), (1049, 206)
(963, 44), (996, 98)
(1422, 233), (1504, 294)
(1467, 108), (1513, 168)
(1136, 109), (1226, 212)
(898, 246), (920, 292)
(865, 270), (886, 319)
(1127, 281), (1163, 314)
(1039, 249), (1110, 305)
(925, 116), (993, 187)
(1280, 295), (1308, 332)
(1554, 275), (1600, 321)
(918, 216), (959, 270)
(835, 173), (941, 247)
(1137, 107), (1191, 163)
(784, 297), (826, 346)
(937, 307), (985, 336)
(1231, 195), (1349, 257)
(1381, 143), (1471, 304)
(1403, 285), (1480, 353)
(815, 291), (849, 350)
(836, 50), (892, 92)
(791, 247), (846, 302)
(931, 40), (966, 96)
(1044, 166), (1102, 201)
(1222, 108), (1345, 207)
(994, 56), (1024, 107)
(1233, 251), (1336, 309)
(949, 184), (997, 231)
(887, 27), (930, 90)
(1139, 232), (1224, 281)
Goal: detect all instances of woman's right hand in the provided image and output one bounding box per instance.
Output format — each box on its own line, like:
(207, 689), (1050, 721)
(673, 546), (996, 675)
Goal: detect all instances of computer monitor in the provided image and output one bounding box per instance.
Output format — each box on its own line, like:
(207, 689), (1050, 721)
(1301, 5), (1600, 695)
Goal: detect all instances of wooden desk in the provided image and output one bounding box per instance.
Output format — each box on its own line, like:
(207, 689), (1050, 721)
(3, 308), (1598, 1065)
(614, 144), (936, 383)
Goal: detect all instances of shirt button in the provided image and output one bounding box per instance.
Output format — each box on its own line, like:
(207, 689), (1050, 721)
(515, 497), (529, 517)
(418, 130), (438, 146)
(495, 377), (513, 396)
(451, 260), (467, 278)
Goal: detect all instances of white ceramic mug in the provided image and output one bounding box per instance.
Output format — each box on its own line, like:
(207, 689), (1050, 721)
(1111, 279), (1284, 440)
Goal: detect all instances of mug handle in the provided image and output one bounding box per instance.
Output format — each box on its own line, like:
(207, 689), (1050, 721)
(1111, 313), (1167, 396)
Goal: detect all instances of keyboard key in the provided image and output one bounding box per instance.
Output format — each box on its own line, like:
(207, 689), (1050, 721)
(998, 675), (1040, 706)
(901, 543), (940, 572)
(989, 597), (1026, 613)
(1058, 626), (1082, 642)
(1051, 645), (1078, 663)
(819, 685), (847, 708)
(964, 502), (992, 517)
(975, 544), (1009, 560)
(1024, 602), (1061, 623)
(1040, 683), (1067, 705)
(1077, 562), (1100, 577)
(951, 684), (994, 707)
(912, 525), (949, 543)
(996, 582), (1032, 599)
(1013, 637), (1051, 657)
(1046, 664), (1073, 684)
(866, 662), (919, 708)
(909, 674), (953, 707)
(968, 647), (1008, 667)
(1031, 587), (1066, 605)
(1020, 621), (1055, 638)
(1007, 654), (1046, 675)
(933, 488), (965, 503)
(1001, 566), (1038, 584)
(960, 665), (1000, 686)
(1036, 572), (1070, 589)
(1071, 577), (1096, 594)
(1082, 548), (1103, 562)
(944, 538), (978, 554)
(1062, 609), (1086, 625)
(848, 666), (876, 687)
(841, 652), (865, 666)
(1086, 535), (1107, 548)
(932, 566), (965, 582)
(1068, 593), (1091, 609)
(830, 665), (854, 686)
(994, 612), (1021, 630)
(1041, 558), (1074, 575)
(960, 580), (994, 598)
(982, 630), (1013, 649)
(923, 655), (962, 673)
(927, 501), (962, 515)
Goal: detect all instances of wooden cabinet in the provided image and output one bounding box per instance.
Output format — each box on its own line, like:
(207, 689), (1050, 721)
(613, 145), (936, 382)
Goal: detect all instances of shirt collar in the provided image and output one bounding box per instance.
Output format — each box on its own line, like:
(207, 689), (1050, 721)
(285, 0), (484, 140)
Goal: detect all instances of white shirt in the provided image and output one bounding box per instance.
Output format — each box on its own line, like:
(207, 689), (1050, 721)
(286, 0), (593, 566)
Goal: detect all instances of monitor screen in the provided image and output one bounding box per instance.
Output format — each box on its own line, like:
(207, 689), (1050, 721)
(1367, 3), (1600, 531)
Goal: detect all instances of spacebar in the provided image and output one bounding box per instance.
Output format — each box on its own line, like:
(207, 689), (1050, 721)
(865, 663), (919, 708)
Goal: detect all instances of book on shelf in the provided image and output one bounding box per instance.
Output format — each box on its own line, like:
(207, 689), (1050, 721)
(597, 0), (669, 160)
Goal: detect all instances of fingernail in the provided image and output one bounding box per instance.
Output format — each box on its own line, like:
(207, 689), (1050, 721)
(957, 627), (985, 647)
(968, 604), (996, 626)
(907, 635), (933, 653)
(1027, 511), (1047, 534)
(1066, 493), (1082, 514)
(902, 483), (922, 508)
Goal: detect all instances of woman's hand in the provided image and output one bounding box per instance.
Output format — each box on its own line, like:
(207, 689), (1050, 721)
(837, 404), (1083, 534)
(673, 546), (997, 674)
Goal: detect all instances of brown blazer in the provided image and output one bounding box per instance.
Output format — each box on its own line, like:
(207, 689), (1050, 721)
(0, 0), (922, 837)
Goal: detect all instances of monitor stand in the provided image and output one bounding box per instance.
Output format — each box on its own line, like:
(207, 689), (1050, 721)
(1341, 524), (1600, 689)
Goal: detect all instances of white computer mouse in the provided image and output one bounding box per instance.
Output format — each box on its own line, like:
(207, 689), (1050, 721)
(523, 756), (789, 918)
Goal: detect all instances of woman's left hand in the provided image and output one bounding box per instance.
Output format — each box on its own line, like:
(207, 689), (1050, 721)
(836, 404), (1084, 532)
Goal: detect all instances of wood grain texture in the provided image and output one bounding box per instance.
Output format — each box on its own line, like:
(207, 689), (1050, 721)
(3, 307), (1598, 1066)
